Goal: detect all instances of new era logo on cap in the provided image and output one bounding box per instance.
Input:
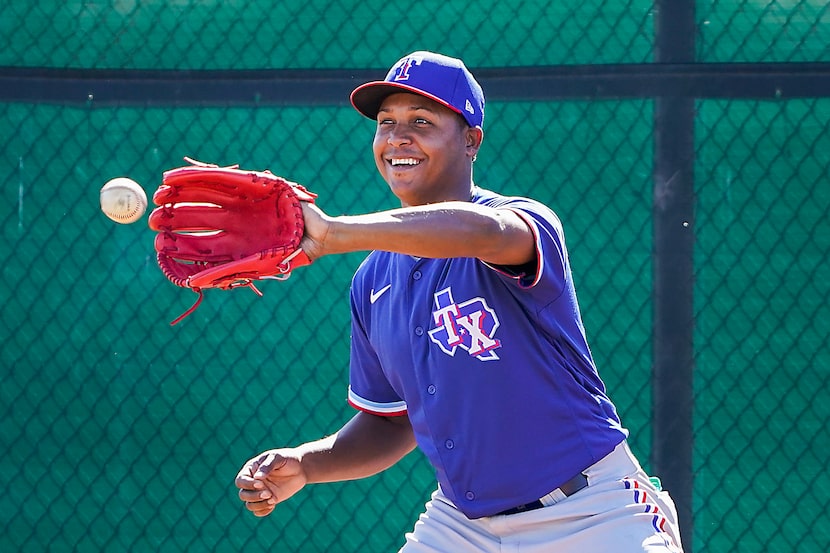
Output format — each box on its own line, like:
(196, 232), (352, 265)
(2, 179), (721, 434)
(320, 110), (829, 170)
(350, 51), (485, 128)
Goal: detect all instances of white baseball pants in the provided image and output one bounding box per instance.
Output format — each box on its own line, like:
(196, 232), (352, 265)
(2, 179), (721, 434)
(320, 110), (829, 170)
(399, 441), (683, 553)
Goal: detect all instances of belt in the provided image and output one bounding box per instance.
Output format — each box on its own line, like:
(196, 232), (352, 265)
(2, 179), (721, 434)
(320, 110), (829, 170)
(497, 472), (588, 516)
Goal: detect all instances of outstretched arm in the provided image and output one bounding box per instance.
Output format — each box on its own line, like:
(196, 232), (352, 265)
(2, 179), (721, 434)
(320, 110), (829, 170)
(235, 411), (416, 517)
(300, 201), (536, 267)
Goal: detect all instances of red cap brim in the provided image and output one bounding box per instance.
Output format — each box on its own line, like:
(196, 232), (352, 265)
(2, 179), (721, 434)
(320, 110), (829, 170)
(350, 81), (463, 122)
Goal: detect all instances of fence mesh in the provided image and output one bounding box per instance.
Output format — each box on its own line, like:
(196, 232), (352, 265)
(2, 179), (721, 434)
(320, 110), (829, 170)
(0, 0), (657, 69)
(1, 2), (829, 552)
(693, 97), (830, 551)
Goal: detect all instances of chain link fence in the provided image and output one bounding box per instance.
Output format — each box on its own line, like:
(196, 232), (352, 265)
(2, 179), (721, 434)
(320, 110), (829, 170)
(1, 2), (829, 552)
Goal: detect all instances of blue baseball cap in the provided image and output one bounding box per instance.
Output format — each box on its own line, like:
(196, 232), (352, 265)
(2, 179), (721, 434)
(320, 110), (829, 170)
(350, 51), (485, 128)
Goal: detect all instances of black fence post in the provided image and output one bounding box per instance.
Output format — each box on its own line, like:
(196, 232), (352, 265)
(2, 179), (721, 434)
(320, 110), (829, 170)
(653, 1), (696, 550)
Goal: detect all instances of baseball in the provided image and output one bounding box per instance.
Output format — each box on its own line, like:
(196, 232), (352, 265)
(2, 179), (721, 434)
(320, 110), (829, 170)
(100, 177), (148, 224)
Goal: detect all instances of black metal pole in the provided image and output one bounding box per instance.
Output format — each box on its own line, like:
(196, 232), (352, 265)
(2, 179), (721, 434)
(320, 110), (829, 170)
(653, 1), (696, 550)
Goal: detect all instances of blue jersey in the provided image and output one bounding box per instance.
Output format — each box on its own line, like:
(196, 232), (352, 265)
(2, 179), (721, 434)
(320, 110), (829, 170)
(347, 187), (628, 519)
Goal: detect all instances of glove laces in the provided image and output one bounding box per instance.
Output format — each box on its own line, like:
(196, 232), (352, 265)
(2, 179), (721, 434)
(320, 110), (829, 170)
(167, 250), (305, 325)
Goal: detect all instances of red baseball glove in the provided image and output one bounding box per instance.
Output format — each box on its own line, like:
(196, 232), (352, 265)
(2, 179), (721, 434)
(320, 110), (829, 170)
(148, 158), (317, 325)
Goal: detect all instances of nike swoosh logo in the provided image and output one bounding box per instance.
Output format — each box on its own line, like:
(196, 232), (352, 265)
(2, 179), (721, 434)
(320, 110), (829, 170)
(370, 284), (392, 304)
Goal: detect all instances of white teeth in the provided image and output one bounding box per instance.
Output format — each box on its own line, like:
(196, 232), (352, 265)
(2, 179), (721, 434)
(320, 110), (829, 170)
(390, 158), (420, 166)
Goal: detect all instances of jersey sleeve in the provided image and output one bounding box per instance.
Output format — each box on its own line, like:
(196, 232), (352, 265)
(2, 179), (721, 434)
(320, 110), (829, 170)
(347, 275), (408, 417)
(486, 196), (569, 295)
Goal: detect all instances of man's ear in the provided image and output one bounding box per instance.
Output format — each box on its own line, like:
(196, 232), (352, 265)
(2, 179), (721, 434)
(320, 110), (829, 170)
(465, 126), (484, 155)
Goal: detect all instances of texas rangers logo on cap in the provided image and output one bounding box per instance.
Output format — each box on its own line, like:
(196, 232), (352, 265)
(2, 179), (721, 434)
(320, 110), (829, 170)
(393, 56), (422, 82)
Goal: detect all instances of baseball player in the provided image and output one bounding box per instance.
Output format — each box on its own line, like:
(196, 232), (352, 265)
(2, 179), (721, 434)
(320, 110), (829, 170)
(235, 51), (684, 552)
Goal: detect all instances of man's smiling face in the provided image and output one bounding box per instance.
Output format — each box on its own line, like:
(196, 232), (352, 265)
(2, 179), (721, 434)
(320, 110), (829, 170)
(372, 92), (479, 207)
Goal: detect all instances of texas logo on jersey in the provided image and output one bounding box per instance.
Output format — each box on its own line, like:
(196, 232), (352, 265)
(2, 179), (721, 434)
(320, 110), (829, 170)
(428, 287), (502, 361)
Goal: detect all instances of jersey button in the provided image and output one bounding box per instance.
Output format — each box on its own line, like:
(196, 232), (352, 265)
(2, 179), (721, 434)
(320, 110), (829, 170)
(415, 326), (424, 336)
(465, 491), (475, 501)
(427, 385), (436, 395)
(413, 271), (422, 280)
(445, 439), (454, 450)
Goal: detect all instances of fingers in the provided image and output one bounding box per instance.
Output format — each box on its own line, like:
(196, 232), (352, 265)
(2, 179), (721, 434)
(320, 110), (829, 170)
(238, 487), (271, 502)
(239, 487), (277, 516)
(235, 451), (292, 517)
(235, 455), (265, 495)
(253, 451), (288, 478)
(236, 462), (277, 516)
(234, 471), (265, 492)
(245, 497), (276, 517)
(250, 504), (275, 517)
(235, 452), (276, 490)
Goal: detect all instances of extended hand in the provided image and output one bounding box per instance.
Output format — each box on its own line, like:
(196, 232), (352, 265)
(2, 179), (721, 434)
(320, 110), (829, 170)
(235, 449), (308, 517)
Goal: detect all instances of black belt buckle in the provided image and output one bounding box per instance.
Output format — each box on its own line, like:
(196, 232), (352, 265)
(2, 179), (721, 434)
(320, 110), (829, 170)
(497, 472), (588, 516)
